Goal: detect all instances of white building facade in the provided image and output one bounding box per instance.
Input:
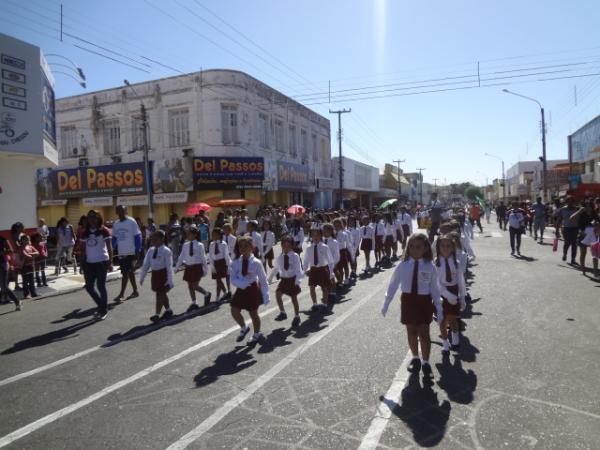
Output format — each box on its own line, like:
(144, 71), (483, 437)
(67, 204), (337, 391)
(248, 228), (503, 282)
(46, 70), (332, 225)
(331, 156), (379, 208)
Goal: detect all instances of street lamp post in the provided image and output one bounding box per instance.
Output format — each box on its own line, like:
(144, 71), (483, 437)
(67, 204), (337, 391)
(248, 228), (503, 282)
(484, 152), (505, 199)
(124, 80), (153, 220)
(503, 89), (547, 202)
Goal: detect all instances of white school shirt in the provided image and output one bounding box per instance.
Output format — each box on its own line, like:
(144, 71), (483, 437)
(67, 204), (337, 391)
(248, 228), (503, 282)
(508, 211), (525, 229)
(224, 233), (237, 259)
(436, 256), (466, 305)
(140, 245), (174, 287)
(375, 222), (386, 237)
(175, 240), (209, 274)
(339, 229), (356, 261)
(112, 216), (141, 256)
(291, 228), (304, 246)
(248, 231), (264, 258)
(384, 223), (397, 241)
(262, 230), (275, 255)
(230, 255), (270, 304)
(348, 227), (361, 251)
(268, 250), (304, 284)
(360, 224), (375, 240)
(323, 237), (340, 265)
(398, 212), (413, 234)
(382, 258), (442, 314)
(303, 242), (335, 275)
(209, 240), (232, 270)
(457, 250), (468, 275)
(236, 218), (248, 235)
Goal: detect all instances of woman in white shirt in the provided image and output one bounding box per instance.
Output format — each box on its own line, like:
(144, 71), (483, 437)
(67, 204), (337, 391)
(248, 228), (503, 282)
(381, 233), (443, 378)
(140, 230), (175, 323)
(176, 226), (211, 311)
(230, 237), (270, 345)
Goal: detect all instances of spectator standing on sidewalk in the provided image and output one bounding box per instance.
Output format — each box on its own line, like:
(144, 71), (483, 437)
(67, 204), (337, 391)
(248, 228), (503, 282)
(469, 202), (484, 233)
(54, 218), (77, 275)
(80, 210), (113, 320)
(31, 233), (48, 287)
(37, 219), (49, 241)
(0, 235), (20, 310)
(9, 222), (25, 290)
(570, 200), (599, 273)
(112, 205), (142, 303)
(484, 203), (492, 224)
(18, 234), (39, 299)
(166, 213), (183, 264)
(556, 196), (580, 265)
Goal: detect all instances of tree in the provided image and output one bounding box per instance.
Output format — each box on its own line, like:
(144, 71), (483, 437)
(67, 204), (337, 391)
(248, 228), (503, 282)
(464, 185), (483, 201)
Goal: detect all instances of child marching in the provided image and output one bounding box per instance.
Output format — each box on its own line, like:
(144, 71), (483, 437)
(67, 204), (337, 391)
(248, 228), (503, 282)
(269, 235), (303, 327)
(435, 235), (466, 352)
(304, 228), (335, 312)
(230, 236), (270, 344)
(209, 228), (232, 302)
(381, 233), (443, 377)
(175, 226), (211, 311)
(261, 220), (276, 270)
(360, 216), (374, 272)
(140, 230), (175, 323)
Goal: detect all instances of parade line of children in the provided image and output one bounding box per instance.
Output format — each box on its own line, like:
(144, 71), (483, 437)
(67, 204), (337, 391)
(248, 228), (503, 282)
(135, 208), (476, 367)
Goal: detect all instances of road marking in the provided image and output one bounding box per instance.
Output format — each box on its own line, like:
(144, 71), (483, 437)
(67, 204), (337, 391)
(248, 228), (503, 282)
(357, 351), (413, 450)
(0, 300), (296, 448)
(166, 284), (387, 450)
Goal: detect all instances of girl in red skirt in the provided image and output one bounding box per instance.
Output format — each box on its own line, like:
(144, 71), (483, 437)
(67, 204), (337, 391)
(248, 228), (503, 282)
(209, 228), (231, 302)
(374, 214), (385, 268)
(269, 235), (303, 327)
(230, 236), (270, 345)
(383, 213), (396, 263)
(304, 228), (335, 312)
(322, 223), (340, 297)
(175, 226), (211, 311)
(140, 230), (175, 323)
(381, 233), (443, 377)
(261, 220), (276, 271)
(333, 219), (352, 285)
(360, 215), (374, 271)
(222, 224), (237, 300)
(347, 216), (361, 279)
(435, 235), (466, 352)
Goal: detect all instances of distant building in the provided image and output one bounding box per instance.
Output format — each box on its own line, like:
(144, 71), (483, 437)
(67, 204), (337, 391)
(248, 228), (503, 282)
(505, 159), (568, 201)
(332, 156), (379, 208)
(568, 115), (600, 198)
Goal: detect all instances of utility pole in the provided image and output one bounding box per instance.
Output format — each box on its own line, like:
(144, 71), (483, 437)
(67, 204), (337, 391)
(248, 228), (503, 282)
(329, 108), (351, 209)
(432, 178), (438, 193)
(416, 168), (425, 205)
(541, 107), (548, 202)
(393, 159), (405, 201)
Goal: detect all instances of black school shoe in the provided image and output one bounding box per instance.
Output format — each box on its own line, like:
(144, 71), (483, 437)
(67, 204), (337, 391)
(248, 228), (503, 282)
(274, 312), (287, 321)
(187, 303), (200, 313)
(160, 310), (174, 321)
(204, 292), (212, 307)
(291, 316), (301, 328)
(150, 314), (160, 324)
(407, 358), (421, 373)
(421, 363), (433, 377)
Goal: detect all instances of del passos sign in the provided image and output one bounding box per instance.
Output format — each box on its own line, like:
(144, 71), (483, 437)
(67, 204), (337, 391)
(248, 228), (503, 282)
(38, 162), (148, 199)
(193, 157), (264, 190)
(277, 161), (310, 191)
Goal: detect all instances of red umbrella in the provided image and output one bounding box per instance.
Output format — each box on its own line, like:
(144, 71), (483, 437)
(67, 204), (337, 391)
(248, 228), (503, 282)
(186, 202), (212, 215)
(287, 204), (305, 215)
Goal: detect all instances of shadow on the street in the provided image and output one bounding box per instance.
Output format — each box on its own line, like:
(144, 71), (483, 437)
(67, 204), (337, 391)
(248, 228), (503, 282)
(51, 307), (98, 324)
(436, 353), (477, 404)
(513, 254), (537, 262)
(292, 311), (328, 339)
(381, 372), (451, 447)
(104, 303), (220, 347)
(455, 335), (480, 363)
(1, 319), (98, 354)
(257, 327), (293, 354)
(194, 345), (256, 388)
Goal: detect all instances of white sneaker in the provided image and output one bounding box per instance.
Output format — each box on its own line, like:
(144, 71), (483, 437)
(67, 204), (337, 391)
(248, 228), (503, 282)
(248, 332), (263, 344)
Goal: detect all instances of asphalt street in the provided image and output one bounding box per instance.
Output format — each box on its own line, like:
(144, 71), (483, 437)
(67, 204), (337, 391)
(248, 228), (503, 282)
(0, 225), (598, 450)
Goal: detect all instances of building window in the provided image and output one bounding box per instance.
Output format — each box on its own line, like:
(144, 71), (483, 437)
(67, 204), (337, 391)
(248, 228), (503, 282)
(288, 125), (297, 157)
(274, 119), (284, 152)
(258, 113), (269, 149)
(221, 105), (238, 145)
(103, 119), (121, 155)
(311, 133), (318, 162)
(60, 125), (77, 158)
(168, 108), (190, 147)
(131, 117), (149, 151)
(300, 129), (308, 163)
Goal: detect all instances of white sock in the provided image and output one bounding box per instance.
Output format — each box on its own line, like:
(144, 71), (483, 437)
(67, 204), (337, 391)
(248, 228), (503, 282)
(252, 331), (262, 338)
(421, 358), (429, 365)
(191, 300), (197, 304)
(451, 331), (459, 345)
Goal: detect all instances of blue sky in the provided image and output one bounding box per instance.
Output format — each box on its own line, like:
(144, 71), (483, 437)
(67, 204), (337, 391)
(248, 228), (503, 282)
(3, 0), (600, 184)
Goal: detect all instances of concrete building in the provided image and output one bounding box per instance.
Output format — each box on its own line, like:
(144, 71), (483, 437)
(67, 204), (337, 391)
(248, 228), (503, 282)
(42, 69), (332, 225)
(505, 159), (568, 201)
(568, 115), (600, 198)
(0, 33), (58, 232)
(332, 157), (379, 208)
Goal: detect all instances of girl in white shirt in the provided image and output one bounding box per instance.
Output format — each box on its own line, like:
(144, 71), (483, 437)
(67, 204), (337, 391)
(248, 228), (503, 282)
(261, 220), (276, 271)
(176, 226), (211, 311)
(381, 233), (443, 377)
(304, 228), (335, 312)
(209, 228), (232, 302)
(290, 219), (305, 254)
(435, 235), (466, 352)
(230, 237), (270, 344)
(222, 224), (237, 300)
(333, 218), (352, 285)
(268, 235), (303, 327)
(140, 231), (175, 323)
(359, 216), (374, 270)
(374, 214), (385, 268)
(247, 221), (263, 260)
(322, 223), (341, 292)
(347, 216), (361, 279)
